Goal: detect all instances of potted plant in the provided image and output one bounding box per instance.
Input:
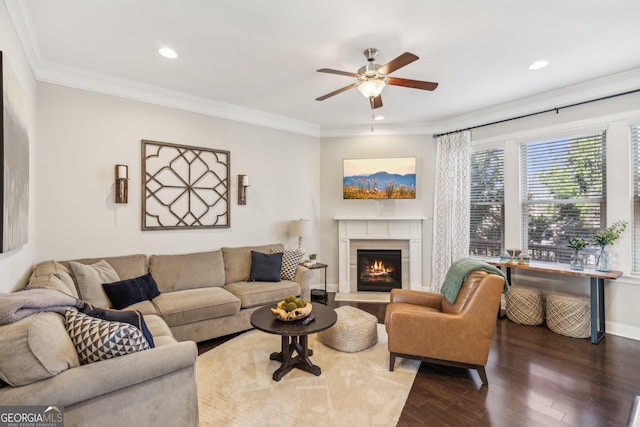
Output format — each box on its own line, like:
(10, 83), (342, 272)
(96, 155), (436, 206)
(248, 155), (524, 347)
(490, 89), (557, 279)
(566, 236), (587, 271)
(589, 220), (627, 272)
(308, 253), (317, 265)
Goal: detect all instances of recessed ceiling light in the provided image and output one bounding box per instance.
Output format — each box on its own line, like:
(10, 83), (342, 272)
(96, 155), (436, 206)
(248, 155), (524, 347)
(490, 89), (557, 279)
(529, 60), (548, 70)
(373, 115), (385, 121)
(158, 47), (178, 59)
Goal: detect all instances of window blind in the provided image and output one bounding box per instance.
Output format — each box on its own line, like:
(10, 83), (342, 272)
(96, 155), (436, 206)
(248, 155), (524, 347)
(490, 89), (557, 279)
(470, 147), (504, 256)
(632, 125), (640, 273)
(521, 131), (606, 263)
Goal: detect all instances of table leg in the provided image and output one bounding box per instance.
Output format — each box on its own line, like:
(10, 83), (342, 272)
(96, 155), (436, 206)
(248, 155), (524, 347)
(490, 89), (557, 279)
(269, 335), (321, 381)
(590, 277), (606, 344)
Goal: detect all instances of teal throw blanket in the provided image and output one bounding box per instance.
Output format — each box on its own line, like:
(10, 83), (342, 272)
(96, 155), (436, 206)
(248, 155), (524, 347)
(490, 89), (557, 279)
(440, 258), (509, 304)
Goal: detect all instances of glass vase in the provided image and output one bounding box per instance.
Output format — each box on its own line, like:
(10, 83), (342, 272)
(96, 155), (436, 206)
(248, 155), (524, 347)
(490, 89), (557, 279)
(569, 250), (584, 271)
(595, 246), (612, 272)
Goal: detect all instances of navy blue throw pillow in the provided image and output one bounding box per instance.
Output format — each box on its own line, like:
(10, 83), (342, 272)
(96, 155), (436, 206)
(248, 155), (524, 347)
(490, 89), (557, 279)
(248, 251), (283, 282)
(81, 303), (155, 348)
(102, 272), (161, 310)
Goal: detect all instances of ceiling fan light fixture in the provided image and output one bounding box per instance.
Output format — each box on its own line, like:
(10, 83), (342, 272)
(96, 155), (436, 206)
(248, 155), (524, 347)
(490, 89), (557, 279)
(357, 79), (385, 98)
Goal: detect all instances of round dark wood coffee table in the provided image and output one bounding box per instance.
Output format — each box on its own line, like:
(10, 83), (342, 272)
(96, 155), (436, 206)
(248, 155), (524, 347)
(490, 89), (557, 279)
(250, 303), (337, 381)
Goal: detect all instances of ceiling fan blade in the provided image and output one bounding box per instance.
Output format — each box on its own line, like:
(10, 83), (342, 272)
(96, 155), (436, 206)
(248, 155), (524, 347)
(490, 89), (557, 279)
(378, 52), (419, 75)
(369, 95), (383, 109)
(316, 68), (359, 78)
(315, 83), (358, 101)
(388, 77), (439, 91)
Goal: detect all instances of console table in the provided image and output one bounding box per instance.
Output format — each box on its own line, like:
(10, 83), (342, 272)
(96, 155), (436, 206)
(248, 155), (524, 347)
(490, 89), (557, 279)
(487, 260), (622, 344)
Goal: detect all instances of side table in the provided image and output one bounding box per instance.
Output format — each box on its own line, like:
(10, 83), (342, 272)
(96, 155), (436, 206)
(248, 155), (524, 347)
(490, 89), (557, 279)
(304, 262), (328, 304)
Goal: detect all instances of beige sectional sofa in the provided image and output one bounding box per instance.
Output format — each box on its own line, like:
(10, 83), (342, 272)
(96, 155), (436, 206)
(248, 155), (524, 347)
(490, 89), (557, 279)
(0, 243), (311, 427)
(63, 243), (311, 342)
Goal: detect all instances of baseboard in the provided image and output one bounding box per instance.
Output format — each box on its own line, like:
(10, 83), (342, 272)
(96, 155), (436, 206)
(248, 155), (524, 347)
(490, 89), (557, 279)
(606, 320), (640, 342)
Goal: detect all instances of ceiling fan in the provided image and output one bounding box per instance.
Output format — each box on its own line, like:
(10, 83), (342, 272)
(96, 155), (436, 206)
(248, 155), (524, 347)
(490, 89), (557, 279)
(315, 48), (438, 110)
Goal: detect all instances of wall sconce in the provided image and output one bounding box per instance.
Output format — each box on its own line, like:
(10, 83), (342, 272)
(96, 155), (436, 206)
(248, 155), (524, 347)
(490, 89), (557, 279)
(115, 164), (128, 204)
(238, 174), (250, 205)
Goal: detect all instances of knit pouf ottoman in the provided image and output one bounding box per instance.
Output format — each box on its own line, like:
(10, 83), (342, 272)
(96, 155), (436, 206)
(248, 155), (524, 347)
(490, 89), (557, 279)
(546, 293), (591, 338)
(506, 287), (544, 326)
(318, 306), (378, 352)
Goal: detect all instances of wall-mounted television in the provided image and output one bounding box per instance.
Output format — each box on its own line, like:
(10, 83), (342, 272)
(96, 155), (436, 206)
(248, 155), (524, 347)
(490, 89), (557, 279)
(343, 157), (416, 199)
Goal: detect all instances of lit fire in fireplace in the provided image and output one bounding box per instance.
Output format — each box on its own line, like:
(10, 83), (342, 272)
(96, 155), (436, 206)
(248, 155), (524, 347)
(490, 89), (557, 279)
(361, 259), (395, 282)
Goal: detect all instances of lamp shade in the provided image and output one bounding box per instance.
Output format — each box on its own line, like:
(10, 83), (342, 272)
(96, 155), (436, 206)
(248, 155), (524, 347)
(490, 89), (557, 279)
(357, 79), (385, 98)
(289, 219), (312, 237)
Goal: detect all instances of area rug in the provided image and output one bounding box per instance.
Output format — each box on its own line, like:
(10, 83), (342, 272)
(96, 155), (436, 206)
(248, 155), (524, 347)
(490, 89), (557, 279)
(196, 324), (419, 426)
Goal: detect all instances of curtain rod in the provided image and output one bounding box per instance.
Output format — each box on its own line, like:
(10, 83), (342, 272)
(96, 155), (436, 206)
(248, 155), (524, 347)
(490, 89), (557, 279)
(432, 88), (640, 139)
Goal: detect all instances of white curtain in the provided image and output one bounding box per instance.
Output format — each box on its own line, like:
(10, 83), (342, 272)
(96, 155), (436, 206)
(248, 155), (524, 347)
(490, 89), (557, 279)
(431, 131), (471, 292)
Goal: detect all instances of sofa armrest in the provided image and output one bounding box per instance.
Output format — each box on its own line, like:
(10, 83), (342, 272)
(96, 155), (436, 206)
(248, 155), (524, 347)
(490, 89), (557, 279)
(0, 340), (198, 406)
(295, 266), (312, 301)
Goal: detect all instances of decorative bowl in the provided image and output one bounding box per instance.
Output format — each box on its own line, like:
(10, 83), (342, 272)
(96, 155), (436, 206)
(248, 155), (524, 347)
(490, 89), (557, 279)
(271, 301), (312, 321)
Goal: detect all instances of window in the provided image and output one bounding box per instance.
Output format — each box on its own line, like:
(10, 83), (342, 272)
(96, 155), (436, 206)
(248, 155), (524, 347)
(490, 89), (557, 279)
(632, 125), (640, 273)
(470, 146), (504, 256)
(521, 131), (606, 263)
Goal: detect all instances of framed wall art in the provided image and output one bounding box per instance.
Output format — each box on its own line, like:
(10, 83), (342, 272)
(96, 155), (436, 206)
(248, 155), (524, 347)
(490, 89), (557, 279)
(142, 140), (230, 230)
(1, 51), (30, 252)
(343, 157), (416, 199)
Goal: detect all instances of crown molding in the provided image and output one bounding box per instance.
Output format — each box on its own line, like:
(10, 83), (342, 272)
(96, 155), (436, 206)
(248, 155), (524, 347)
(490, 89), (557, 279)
(35, 60), (322, 137)
(433, 68), (640, 137)
(6, 0), (640, 139)
(4, 0), (321, 138)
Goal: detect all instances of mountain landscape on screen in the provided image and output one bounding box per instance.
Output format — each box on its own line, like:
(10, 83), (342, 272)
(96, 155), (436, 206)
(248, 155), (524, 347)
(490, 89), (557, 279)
(343, 157), (417, 199)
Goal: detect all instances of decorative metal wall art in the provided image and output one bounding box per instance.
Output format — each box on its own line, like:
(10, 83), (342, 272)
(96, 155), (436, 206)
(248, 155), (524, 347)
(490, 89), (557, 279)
(142, 140), (230, 230)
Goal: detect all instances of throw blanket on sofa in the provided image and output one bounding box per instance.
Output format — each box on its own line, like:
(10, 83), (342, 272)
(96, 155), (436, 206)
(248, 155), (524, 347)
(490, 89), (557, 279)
(0, 288), (82, 325)
(440, 258), (509, 304)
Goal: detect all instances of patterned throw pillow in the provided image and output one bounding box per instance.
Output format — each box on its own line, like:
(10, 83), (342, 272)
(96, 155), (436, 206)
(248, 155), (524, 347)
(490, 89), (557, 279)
(64, 309), (150, 365)
(271, 249), (304, 281)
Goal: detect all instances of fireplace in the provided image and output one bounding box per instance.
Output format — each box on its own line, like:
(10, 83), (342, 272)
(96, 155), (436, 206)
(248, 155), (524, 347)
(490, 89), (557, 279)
(337, 217), (425, 293)
(357, 249), (402, 292)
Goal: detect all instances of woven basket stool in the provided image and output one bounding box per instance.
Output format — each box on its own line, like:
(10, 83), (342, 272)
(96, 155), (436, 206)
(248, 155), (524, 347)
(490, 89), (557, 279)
(546, 293), (591, 338)
(505, 287), (544, 326)
(318, 306), (378, 352)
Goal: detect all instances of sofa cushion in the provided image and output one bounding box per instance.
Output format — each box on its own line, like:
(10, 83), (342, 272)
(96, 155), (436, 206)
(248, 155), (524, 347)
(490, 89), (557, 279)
(126, 299), (159, 316)
(64, 254), (148, 280)
(271, 248), (304, 281)
(31, 260), (79, 297)
(0, 312), (80, 386)
(102, 273), (161, 310)
(222, 243), (285, 284)
(25, 273), (75, 297)
(149, 250), (225, 292)
(248, 251), (282, 282)
(224, 280), (300, 309)
(65, 309), (150, 365)
(69, 260), (120, 307)
(143, 314), (176, 347)
(153, 287), (241, 327)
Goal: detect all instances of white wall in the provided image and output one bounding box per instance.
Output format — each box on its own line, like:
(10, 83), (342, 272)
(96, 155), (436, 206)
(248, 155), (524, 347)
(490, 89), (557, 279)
(36, 83), (320, 261)
(318, 134), (436, 290)
(0, 2), (37, 292)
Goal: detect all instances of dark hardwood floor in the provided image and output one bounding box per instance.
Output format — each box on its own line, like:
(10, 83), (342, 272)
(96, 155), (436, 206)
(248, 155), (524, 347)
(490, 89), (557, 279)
(197, 293), (640, 426)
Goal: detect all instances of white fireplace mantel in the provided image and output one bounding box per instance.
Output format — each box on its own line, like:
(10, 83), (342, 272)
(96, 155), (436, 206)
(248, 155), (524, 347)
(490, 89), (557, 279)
(335, 217), (427, 293)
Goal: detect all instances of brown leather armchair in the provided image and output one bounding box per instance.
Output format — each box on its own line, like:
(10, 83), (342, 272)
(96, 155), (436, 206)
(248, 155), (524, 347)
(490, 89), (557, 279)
(384, 270), (504, 386)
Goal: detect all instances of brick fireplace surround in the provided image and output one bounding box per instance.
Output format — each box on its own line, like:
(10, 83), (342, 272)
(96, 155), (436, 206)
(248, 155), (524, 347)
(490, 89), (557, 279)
(336, 217), (426, 294)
